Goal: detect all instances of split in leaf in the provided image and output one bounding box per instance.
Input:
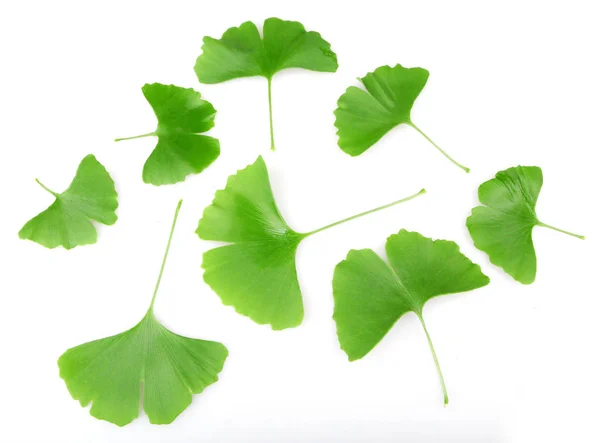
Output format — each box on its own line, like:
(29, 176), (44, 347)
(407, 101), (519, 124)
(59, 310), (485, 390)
(19, 154), (118, 250)
(334, 64), (469, 173)
(197, 156), (425, 330)
(115, 83), (220, 185)
(333, 230), (490, 405)
(467, 165), (585, 284)
(194, 17), (338, 151)
(58, 200), (228, 426)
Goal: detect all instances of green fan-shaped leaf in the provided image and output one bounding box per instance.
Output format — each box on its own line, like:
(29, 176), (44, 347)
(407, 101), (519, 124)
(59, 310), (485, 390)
(467, 165), (585, 284)
(115, 83), (220, 185)
(334, 64), (469, 172)
(333, 230), (490, 405)
(59, 201), (228, 426)
(197, 156), (426, 330)
(19, 154), (118, 249)
(194, 17), (338, 151)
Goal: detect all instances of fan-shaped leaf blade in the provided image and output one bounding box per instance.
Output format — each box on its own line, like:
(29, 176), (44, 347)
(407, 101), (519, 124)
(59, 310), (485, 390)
(58, 200), (228, 426)
(334, 64), (469, 172)
(467, 165), (584, 284)
(19, 154), (118, 249)
(333, 230), (489, 404)
(194, 17), (337, 151)
(115, 83), (220, 185)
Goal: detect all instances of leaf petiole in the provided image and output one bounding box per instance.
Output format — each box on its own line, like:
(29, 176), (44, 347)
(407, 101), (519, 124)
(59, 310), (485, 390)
(303, 188), (426, 237)
(114, 132), (156, 142)
(267, 77), (275, 151)
(408, 123), (470, 173)
(417, 313), (448, 406)
(537, 221), (585, 240)
(148, 199), (183, 313)
(35, 178), (58, 197)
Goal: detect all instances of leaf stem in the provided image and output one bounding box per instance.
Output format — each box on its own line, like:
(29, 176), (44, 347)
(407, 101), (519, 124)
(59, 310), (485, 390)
(268, 77), (275, 151)
(417, 313), (449, 406)
(148, 199), (183, 313)
(408, 122), (470, 173)
(303, 188), (426, 237)
(35, 178), (58, 197)
(537, 221), (585, 240)
(114, 132), (156, 142)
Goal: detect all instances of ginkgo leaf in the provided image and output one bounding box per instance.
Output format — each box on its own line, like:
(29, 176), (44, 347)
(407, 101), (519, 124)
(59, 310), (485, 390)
(58, 200), (228, 426)
(467, 165), (585, 284)
(334, 64), (470, 173)
(115, 83), (220, 185)
(19, 154), (118, 250)
(333, 230), (490, 405)
(197, 156), (426, 330)
(194, 17), (338, 151)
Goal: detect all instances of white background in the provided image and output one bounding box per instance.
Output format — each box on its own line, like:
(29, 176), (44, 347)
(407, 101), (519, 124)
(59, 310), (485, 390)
(1, 1), (598, 442)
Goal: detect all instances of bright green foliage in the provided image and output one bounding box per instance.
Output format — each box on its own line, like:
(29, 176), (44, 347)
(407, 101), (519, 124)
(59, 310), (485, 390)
(193, 18), (338, 82)
(115, 83), (220, 185)
(197, 156), (425, 330)
(334, 64), (469, 172)
(194, 17), (338, 150)
(197, 157), (304, 329)
(467, 166), (585, 284)
(58, 201), (228, 426)
(19, 154), (118, 249)
(333, 230), (490, 405)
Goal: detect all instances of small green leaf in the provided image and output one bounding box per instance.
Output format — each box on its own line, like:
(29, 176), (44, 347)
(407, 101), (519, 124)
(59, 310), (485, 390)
(115, 83), (220, 185)
(334, 64), (469, 172)
(197, 156), (425, 330)
(58, 201), (228, 426)
(19, 154), (118, 250)
(194, 17), (338, 151)
(467, 165), (585, 284)
(333, 230), (490, 405)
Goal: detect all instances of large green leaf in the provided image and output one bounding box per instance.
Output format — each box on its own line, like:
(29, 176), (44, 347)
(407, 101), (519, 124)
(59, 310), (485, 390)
(19, 154), (118, 249)
(115, 83), (220, 185)
(197, 156), (425, 330)
(58, 201), (228, 426)
(333, 230), (490, 404)
(334, 64), (469, 172)
(194, 17), (338, 150)
(467, 165), (585, 284)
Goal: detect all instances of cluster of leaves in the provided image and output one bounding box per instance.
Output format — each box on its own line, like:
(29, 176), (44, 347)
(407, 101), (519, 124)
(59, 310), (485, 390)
(197, 156), (425, 330)
(19, 16), (587, 424)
